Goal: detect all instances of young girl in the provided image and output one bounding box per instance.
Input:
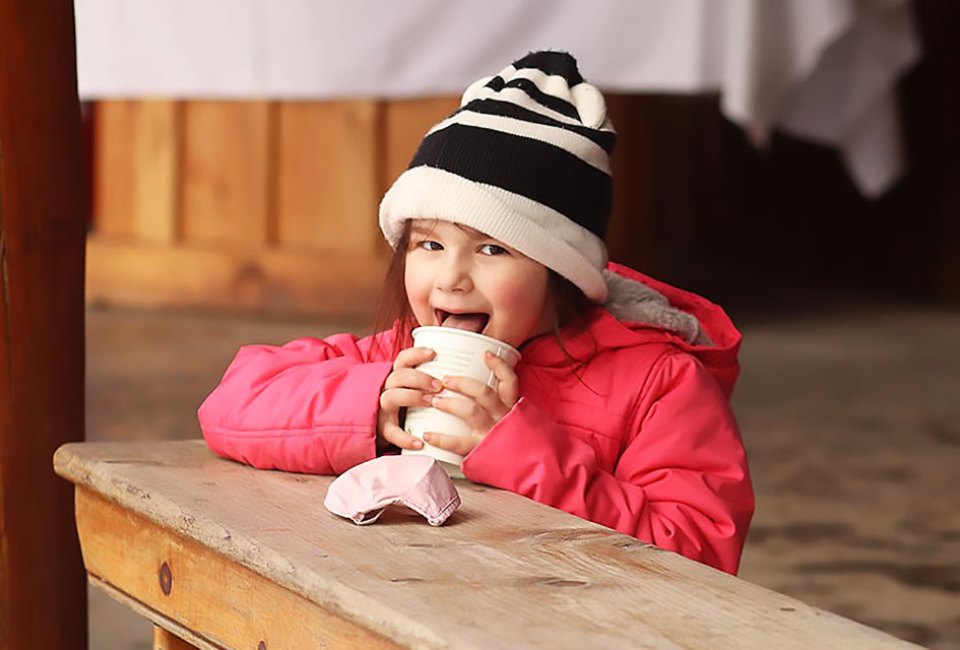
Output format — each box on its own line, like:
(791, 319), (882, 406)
(199, 51), (754, 575)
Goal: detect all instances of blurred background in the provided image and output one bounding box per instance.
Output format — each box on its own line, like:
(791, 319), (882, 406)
(73, 1), (958, 648)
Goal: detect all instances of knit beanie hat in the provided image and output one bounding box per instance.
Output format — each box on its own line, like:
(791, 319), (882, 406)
(379, 50), (616, 302)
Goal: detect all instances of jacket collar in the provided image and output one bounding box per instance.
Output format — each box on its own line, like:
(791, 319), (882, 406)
(517, 263), (742, 396)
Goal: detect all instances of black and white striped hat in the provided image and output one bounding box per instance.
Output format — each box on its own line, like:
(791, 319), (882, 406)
(379, 51), (616, 302)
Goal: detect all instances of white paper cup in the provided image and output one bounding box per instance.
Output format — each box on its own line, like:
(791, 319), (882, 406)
(401, 326), (521, 477)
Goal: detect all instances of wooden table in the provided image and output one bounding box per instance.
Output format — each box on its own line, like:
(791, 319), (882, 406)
(54, 441), (920, 650)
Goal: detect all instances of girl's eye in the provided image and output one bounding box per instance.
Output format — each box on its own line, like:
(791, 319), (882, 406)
(418, 240), (443, 251)
(479, 243), (508, 256)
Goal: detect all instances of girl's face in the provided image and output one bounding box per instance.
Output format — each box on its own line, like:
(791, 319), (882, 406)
(404, 220), (552, 348)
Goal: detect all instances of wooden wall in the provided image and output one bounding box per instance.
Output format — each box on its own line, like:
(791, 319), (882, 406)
(88, 96), (460, 320)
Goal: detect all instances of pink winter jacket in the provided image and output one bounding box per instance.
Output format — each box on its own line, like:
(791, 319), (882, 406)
(199, 264), (754, 574)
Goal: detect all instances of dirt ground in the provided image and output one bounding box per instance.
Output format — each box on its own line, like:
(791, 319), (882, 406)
(84, 300), (960, 649)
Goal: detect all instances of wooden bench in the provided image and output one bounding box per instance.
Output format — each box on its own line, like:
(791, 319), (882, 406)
(54, 440), (920, 649)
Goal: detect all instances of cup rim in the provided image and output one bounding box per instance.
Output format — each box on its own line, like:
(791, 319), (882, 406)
(411, 325), (521, 359)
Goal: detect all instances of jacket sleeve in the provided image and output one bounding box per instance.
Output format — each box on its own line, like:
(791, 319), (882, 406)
(198, 332), (395, 475)
(460, 351), (754, 574)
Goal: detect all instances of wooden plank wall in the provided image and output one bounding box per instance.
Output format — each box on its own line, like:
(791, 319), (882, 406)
(88, 99), (432, 320)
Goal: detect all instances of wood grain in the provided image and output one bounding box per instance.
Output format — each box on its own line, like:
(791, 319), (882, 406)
(0, 0), (87, 647)
(180, 101), (271, 248)
(277, 101), (384, 254)
(77, 488), (400, 650)
(133, 100), (179, 244)
(93, 100), (179, 243)
(93, 101), (137, 239)
(86, 237), (387, 319)
(604, 94), (659, 273)
(153, 626), (200, 650)
(56, 441), (920, 650)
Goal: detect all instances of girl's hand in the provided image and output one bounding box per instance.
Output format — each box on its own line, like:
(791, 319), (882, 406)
(423, 351), (520, 457)
(377, 347), (443, 453)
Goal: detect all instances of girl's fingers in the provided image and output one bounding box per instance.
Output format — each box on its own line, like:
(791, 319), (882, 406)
(438, 375), (510, 420)
(430, 394), (495, 431)
(393, 346), (435, 370)
(381, 421), (424, 451)
(485, 352), (520, 407)
(379, 387), (436, 412)
(384, 367), (443, 392)
(422, 431), (477, 457)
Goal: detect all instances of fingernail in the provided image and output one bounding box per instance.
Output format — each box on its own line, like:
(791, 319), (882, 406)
(423, 393), (434, 403)
(432, 396), (442, 406)
(431, 380), (442, 391)
(442, 375), (451, 383)
(421, 434), (431, 443)
(413, 439), (424, 448)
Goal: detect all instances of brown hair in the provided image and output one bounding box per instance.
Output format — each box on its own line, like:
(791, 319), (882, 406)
(371, 220), (595, 361)
(371, 222), (417, 358)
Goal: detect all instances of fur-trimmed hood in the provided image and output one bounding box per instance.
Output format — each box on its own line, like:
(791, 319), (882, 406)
(605, 262), (742, 398)
(522, 262), (742, 398)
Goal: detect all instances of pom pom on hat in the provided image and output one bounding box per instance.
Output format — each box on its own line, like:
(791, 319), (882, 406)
(379, 51), (616, 302)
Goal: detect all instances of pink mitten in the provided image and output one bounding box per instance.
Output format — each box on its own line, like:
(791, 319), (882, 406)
(323, 455), (461, 526)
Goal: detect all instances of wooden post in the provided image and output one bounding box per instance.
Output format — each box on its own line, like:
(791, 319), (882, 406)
(0, 0), (88, 648)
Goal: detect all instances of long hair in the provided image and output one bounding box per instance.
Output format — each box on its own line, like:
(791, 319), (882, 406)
(371, 221), (418, 358)
(371, 220), (596, 361)
(546, 269), (597, 375)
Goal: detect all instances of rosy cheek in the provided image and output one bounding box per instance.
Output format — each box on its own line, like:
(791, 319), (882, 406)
(497, 283), (531, 311)
(496, 276), (548, 322)
(404, 267), (430, 319)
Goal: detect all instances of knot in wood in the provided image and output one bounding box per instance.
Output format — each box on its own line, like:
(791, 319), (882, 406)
(159, 561), (173, 596)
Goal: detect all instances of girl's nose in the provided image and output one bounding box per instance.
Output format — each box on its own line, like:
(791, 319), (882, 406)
(435, 256), (472, 293)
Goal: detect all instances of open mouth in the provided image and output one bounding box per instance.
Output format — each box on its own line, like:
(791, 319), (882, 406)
(435, 309), (490, 334)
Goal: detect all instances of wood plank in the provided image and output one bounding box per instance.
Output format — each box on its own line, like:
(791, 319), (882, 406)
(277, 101), (384, 254)
(77, 488), (400, 650)
(382, 97), (460, 194)
(133, 100), (179, 244)
(56, 441), (920, 650)
(95, 578), (221, 650)
(603, 94), (719, 277)
(93, 100), (137, 239)
(86, 236), (387, 319)
(180, 101), (271, 248)
(604, 94), (659, 272)
(0, 0), (88, 647)
(153, 626), (200, 650)
(93, 100), (179, 243)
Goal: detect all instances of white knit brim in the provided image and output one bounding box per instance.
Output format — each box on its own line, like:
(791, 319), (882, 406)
(379, 166), (609, 302)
